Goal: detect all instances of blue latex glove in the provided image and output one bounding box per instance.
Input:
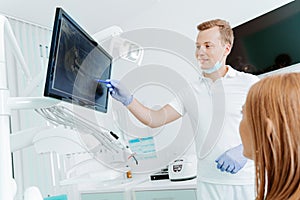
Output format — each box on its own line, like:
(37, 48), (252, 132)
(215, 144), (247, 174)
(102, 79), (133, 106)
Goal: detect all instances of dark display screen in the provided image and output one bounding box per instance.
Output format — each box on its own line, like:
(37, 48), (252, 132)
(44, 8), (112, 112)
(228, 1), (300, 75)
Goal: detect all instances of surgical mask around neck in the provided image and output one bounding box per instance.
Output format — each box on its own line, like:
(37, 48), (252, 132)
(202, 61), (222, 74)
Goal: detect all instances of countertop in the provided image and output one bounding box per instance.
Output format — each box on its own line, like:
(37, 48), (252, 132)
(78, 173), (196, 194)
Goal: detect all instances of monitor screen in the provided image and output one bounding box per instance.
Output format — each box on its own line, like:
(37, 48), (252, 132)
(227, 1), (300, 75)
(44, 7), (112, 113)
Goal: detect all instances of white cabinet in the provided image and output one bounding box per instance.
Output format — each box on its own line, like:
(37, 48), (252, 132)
(80, 189), (197, 200)
(134, 189), (197, 200)
(81, 192), (124, 200)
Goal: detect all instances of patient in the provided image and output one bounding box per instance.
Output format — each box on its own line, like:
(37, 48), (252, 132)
(239, 72), (300, 200)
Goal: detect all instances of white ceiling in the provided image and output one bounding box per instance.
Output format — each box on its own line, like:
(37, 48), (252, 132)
(0, 0), (159, 33)
(0, 0), (294, 38)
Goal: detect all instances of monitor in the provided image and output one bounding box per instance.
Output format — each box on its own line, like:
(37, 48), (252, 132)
(44, 7), (112, 113)
(227, 1), (300, 75)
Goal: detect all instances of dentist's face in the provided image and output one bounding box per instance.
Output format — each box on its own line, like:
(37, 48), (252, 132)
(195, 26), (227, 70)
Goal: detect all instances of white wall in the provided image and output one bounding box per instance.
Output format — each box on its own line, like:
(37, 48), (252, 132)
(118, 0), (293, 40)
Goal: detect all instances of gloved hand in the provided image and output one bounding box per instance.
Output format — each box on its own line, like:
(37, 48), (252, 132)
(106, 80), (133, 106)
(215, 144), (247, 174)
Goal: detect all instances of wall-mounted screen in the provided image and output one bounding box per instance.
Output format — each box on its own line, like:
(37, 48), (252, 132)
(228, 1), (300, 75)
(44, 7), (112, 112)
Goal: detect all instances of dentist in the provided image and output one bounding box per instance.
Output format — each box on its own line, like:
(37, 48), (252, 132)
(105, 19), (259, 199)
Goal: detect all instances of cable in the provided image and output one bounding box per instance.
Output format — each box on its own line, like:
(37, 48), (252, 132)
(35, 105), (138, 165)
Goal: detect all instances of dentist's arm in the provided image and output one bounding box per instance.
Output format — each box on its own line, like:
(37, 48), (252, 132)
(127, 99), (181, 128)
(107, 80), (181, 128)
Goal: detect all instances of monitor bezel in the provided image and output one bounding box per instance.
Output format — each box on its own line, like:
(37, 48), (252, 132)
(44, 7), (112, 113)
(228, 1), (299, 75)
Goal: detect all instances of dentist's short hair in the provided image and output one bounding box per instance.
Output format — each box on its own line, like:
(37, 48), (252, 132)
(197, 19), (234, 46)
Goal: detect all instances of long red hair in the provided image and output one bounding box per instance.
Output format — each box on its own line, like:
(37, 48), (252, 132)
(245, 73), (300, 199)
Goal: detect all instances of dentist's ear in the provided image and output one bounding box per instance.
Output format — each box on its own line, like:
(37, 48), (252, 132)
(224, 43), (232, 56)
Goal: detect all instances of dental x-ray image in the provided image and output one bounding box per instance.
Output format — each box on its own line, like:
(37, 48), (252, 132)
(44, 8), (112, 112)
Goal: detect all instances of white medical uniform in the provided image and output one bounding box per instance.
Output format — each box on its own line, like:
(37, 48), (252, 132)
(169, 66), (259, 200)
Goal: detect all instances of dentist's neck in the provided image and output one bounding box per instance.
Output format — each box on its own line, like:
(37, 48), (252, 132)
(204, 65), (228, 82)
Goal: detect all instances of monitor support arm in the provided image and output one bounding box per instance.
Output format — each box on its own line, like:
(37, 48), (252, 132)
(0, 15), (59, 200)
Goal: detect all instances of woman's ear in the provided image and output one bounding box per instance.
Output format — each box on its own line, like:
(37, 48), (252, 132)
(266, 118), (274, 140)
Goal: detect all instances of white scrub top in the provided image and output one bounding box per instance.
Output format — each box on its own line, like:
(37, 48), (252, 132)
(169, 66), (259, 185)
